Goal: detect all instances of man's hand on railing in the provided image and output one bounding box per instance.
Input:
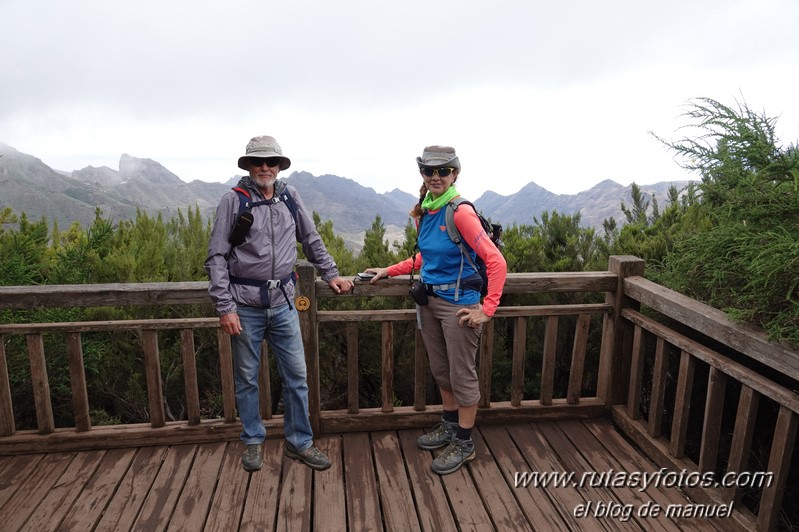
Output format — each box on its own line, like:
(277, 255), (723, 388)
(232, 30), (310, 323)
(327, 276), (354, 294)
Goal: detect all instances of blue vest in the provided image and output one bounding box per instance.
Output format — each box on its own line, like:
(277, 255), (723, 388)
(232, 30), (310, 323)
(418, 208), (480, 305)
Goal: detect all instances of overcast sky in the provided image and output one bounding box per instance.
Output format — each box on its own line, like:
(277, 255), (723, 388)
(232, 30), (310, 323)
(2, 0), (798, 200)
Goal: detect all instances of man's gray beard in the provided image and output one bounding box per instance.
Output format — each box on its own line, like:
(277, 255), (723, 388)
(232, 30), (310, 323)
(254, 175), (276, 189)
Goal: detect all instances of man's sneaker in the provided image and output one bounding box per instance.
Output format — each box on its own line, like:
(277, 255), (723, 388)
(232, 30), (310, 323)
(242, 443), (263, 472)
(417, 420), (457, 450)
(431, 437), (475, 475)
(285, 442), (332, 471)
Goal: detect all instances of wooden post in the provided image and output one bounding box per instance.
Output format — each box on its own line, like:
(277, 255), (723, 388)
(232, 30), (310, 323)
(596, 255), (645, 406)
(141, 329), (165, 428)
(478, 320), (494, 409)
(217, 329), (236, 423)
(180, 329), (201, 426)
(381, 322), (395, 413)
(65, 332), (92, 432)
(27, 333), (55, 434)
(348, 323), (360, 414)
(0, 335), (15, 436)
(296, 261), (321, 435)
(413, 328), (427, 411)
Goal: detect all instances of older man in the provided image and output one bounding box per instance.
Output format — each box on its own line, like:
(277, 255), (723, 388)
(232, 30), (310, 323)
(205, 135), (352, 472)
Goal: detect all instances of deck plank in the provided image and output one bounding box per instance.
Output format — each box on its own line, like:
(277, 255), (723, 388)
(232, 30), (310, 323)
(0, 453), (44, 509)
(313, 435), (346, 532)
(537, 421), (645, 532)
(132, 444), (197, 531)
(480, 424), (572, 530)
(342, 432), (382, 531)
(371, 430), (421, 530)
(275, 458), (312, 532)
(203, 442), (250, 532)
(504, 423), (609, 532)
(1, 452), (76, 531)
(441, 463), (494, 530)
(240, 440), (283, 531)
(397, 429), (458, 532)
(582, 418), (726, 532)
(94, 446), (169, 532)
(168, 441), (227, 532)
(55, 448), (138, 531)
(557, 419), (677, 532)
(469, 428), (534, 531)
(22, 449), (105, 532)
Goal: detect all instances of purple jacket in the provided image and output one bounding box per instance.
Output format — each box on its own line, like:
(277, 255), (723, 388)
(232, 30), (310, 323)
(204, 177), (340, 315)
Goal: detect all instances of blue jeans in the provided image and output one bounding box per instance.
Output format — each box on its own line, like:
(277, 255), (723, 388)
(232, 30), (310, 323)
(231, 304), (313, 450)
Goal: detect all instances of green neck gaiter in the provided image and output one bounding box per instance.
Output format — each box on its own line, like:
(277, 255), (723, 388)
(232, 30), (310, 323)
(422, 186), (459, 212)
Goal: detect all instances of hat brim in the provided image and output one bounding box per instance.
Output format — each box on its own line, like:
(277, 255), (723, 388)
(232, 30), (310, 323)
(416, 156), (460, 170)
(238, 154), (291, 171)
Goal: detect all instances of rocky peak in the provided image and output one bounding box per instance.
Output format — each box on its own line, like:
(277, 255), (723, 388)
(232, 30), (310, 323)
(119, 154), (182, 185)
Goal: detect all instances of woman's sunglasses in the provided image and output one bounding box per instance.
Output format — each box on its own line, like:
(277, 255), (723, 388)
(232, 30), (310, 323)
(249, 157), (282, 168)
(421, 167), (455, 178)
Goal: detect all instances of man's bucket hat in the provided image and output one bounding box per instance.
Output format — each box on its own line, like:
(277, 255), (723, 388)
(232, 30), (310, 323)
(237, 135), (291, 171)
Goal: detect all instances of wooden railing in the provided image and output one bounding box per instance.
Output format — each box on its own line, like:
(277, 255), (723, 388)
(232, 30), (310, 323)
(0, 259), (626, 452)
(1, 255), (797, 531)
(611, 272), (799, 532)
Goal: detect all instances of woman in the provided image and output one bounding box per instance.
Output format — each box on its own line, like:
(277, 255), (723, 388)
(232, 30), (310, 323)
(366, 145), (507, 475)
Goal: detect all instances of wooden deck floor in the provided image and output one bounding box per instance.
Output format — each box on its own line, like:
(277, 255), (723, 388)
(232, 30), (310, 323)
(0, 418), (732, 531)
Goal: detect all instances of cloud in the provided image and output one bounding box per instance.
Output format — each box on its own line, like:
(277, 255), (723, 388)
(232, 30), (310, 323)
(1, 0), (798, 199)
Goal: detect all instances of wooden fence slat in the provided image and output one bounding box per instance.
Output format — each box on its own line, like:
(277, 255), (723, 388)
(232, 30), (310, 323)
(381, 322), (394, 413)
(180, 329), (201, 426)
(347, 323), (360, 414)
(699, 366), (727, 472)
(539, 316), (557, 405)
(670, 350), (695, 458)
(141, 330), (165, 428)
(27, 334), (54, 434)
(566, 314), (590, 404)
(65, 332), (91, 432)
(0, 335), (16, 436)
(510, 317), (527, 406)
(413, 328), (427, 411)
(647, 338), (667, 438)
(725, 385), (759, 504)
(217, 329), (236, 424)
(478, 319), (494, 408)
(757, 405), (798, 532)
(626, 325), (645, 420)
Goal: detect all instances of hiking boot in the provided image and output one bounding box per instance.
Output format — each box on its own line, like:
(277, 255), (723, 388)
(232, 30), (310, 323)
(242, 443), (263, 472)
(431, 437), (475, 475)
(285, 442), (332, 471)
(417, 420), (458, 450)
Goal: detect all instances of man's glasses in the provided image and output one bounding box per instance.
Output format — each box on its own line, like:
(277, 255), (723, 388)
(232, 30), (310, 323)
(249, 157), (282, 168)
(421, 167), (455, 178)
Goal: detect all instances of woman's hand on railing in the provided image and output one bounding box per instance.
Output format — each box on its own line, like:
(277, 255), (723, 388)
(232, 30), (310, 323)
(456, 304), (490, 329)
(220, 312), (242, 335)
(364, 267), (389, 283)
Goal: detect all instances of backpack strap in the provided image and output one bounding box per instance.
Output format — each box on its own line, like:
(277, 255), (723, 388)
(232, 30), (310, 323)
(232, 186), (300, 227)
(444, 199), (482, 301)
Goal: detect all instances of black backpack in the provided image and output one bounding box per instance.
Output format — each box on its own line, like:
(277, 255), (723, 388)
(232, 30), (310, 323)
(228, 186), (300, 246)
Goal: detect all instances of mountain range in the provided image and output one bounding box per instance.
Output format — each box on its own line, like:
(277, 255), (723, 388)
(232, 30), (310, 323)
(0, 142), (693, 250)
